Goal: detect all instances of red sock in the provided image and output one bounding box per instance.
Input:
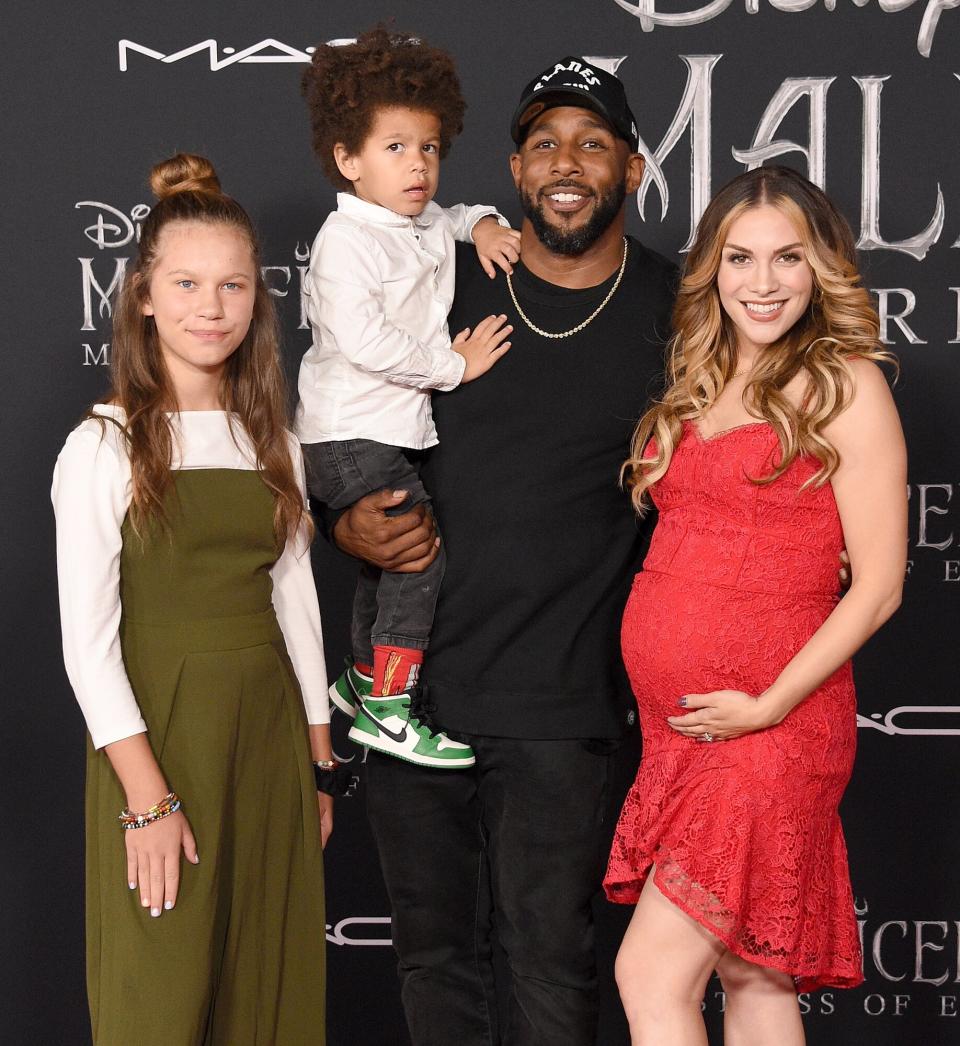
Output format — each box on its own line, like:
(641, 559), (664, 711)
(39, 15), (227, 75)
(354, 661), (373, 677)
(372, 645), (423, 697)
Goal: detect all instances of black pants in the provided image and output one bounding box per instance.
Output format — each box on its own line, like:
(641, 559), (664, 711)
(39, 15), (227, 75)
(302, 439), (444, 663)
(365, 734), (616, 1046)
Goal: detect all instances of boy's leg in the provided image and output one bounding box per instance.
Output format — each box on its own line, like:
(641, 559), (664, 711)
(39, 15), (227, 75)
(304, 438), (433, 689)
(350, 561), (378, 672)
(354, 444), (438, 701)
(301, 439), (472, 764)
(369, 534), (444, 693)
(350, 536), (474, 767)
(315, 442), (472, 766)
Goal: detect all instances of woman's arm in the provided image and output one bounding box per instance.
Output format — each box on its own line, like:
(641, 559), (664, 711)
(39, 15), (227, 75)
(757, 359), (906, 722)
(52, 425), (148, 748)
(669, 359), (907, 739)
(102, 732), (199, 912)
(271, 437), (335, 845)
(53, 420), (197, 910)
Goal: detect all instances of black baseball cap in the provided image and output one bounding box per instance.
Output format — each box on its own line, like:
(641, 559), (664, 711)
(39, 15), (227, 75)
(510, 57), (639, 151)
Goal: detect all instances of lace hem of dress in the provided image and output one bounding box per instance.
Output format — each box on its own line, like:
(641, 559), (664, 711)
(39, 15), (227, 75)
(612, 847), (865, 993)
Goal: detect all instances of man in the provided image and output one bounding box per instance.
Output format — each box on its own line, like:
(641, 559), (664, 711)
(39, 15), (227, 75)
(332, 58), (676, 1045)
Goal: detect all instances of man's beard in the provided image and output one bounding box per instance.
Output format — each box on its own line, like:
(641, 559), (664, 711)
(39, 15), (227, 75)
(519, 179), (627, 257)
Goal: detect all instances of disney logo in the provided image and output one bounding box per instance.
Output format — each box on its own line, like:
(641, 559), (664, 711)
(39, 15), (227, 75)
(76, 201), (152, 250)
(613, 0), (959, 59)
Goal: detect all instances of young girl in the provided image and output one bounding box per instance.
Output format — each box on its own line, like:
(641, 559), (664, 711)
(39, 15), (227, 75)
(53, 153), (334, 1045)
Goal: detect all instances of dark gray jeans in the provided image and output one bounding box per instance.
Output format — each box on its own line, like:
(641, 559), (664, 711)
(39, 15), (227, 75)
(302, 439), (444, 663)
(365, 735), (617, 1046)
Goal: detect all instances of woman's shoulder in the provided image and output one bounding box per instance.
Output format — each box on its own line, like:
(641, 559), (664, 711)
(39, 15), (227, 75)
(793, 355), (890, 408)
(843, 355), (892, 394)
(58, 405), (129, 466)
(820, 356), (901, 452)
(53, 406), (132, 503)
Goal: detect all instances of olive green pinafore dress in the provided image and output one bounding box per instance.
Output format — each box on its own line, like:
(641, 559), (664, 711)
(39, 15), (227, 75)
(84, 468), (326, 1045)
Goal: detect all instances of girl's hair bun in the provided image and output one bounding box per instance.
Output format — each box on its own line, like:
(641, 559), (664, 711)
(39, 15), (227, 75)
(149, 153), (222, 200)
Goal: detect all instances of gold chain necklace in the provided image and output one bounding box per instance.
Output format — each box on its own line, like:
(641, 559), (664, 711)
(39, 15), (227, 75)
(505, 238), (629, 340)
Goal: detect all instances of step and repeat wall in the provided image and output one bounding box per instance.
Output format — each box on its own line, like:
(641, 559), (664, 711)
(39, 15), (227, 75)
(4, 1), (958, 1043)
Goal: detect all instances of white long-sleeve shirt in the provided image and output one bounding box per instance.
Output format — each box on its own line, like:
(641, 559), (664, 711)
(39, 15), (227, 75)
(294, 193), (504, 449)
(52, 405), (329, 750)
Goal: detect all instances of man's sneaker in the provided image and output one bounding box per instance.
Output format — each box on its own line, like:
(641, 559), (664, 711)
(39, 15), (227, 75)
(328, 662), (373, 719)
(348, 693), (475, 768)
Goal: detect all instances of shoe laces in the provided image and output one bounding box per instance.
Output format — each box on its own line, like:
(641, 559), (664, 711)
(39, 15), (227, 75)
(406, 691), (441, 738)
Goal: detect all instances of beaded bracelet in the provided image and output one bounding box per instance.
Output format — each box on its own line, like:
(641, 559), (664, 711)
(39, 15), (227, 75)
(118, 791), (182, 831)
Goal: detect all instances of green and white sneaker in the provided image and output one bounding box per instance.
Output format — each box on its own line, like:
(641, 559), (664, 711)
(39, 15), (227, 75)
(328, 662), (373, 719)
(348, 693), (475, 768)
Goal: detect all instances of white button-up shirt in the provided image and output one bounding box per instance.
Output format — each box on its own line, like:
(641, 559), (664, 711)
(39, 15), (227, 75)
(294, 192), (503, 449)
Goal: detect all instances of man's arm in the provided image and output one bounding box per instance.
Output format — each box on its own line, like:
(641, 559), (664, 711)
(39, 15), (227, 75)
(332, 490), (440, 572)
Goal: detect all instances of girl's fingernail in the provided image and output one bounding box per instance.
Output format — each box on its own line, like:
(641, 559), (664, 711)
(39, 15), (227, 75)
(164, 900), (174, 910)
(128, 882), (137, 890)
(141, 898), (150, 907)
(678, 697), (688, 707)
(392, 490), (405, 498)
(150, 907), (161, 918)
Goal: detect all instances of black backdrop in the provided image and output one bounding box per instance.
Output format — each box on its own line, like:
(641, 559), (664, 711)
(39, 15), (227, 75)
(4, 2), (959, 1043)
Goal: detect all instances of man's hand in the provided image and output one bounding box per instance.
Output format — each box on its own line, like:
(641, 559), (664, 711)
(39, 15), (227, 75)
(472, 217), (522, 278)
(332, 489), (439, 572)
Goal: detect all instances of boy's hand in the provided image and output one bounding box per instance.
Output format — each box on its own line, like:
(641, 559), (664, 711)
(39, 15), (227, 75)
(472, 217), (522, 278)
(453, 315), (512, 382)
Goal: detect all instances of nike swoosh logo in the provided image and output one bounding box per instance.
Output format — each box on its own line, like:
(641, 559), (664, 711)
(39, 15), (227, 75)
(363, 705), (408, 744)
(346, 673), (364, 703)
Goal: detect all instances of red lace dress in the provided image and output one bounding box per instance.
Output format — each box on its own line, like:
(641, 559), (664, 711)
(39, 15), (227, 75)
(604, 421), (863, 990)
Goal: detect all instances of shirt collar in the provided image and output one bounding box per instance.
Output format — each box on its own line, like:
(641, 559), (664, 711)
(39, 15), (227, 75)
(336, 192), (437, 229)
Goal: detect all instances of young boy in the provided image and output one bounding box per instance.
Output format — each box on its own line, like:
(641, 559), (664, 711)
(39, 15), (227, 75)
(296, 28), (519, 768)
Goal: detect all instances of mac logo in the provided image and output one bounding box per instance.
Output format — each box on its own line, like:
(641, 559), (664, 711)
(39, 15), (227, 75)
(118, 38), (357, 72)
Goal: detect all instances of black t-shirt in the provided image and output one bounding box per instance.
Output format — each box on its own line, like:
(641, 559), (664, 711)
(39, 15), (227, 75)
(420, 236), (677, 739)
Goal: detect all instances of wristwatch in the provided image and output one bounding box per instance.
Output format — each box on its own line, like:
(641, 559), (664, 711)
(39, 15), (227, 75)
(313, 758), (352, 796)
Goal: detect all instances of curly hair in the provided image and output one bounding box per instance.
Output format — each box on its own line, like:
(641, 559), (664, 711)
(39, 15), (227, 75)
(91, 153), (310, 547)
(624, 165), (895, 514)
(302, 26), (466, 191)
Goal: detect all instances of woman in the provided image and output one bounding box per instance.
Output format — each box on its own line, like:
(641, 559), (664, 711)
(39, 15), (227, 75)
(53, 154), (336, 1044)
(605, 166), (906, 1045)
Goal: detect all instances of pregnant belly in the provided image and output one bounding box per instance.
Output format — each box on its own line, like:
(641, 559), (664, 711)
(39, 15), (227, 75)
(623, 571), (850, 722)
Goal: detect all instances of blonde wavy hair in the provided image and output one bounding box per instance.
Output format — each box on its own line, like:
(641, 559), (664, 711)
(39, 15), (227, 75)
(624, 165), (894, 513)
(89, 152), (310, 546)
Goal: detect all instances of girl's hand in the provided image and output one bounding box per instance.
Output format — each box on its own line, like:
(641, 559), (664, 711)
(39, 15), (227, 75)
(125, 810), (199, 916)
(472, 218), (522, 278)
(666, 689), (779, 742)
(318, 793), (334, 850)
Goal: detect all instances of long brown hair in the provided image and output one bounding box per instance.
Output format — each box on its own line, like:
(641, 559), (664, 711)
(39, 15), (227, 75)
(91, 153), (308, 545)
(624, 165), (894, 512)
